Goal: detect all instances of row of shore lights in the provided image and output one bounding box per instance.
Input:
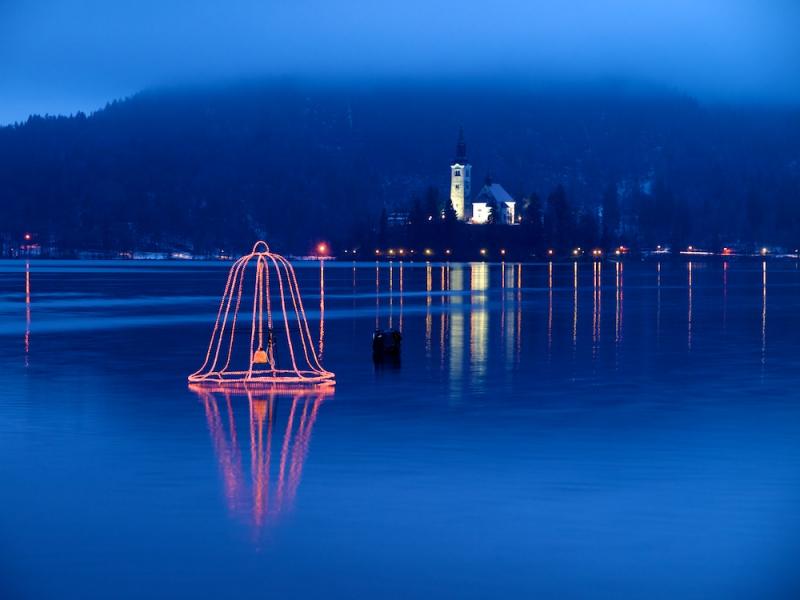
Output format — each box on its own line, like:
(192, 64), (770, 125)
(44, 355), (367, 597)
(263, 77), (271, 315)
(349, 246), (632, 258)
(569, 246), (628, 257)
(371, 248), (459, 257)
(342, 245), (784, 258)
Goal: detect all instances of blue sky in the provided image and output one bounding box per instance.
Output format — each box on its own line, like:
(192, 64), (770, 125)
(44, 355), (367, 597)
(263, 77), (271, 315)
(1, 0), (799, 123)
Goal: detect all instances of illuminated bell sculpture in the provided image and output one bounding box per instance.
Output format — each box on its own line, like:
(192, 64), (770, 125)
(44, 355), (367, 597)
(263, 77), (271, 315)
(188, 241), (335, 386)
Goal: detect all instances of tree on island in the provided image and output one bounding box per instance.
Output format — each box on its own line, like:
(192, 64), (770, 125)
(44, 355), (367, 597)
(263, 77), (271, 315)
(443, 198), (458, 223)
(600, 183), (620, 246)
(523, 192), (544, 249)
(423, 186), (440, 221)
(486, 197), (499, 225)
(544, 185), (574, 251)
(576, 209), (600, 249)
(670, 195), (692, 250)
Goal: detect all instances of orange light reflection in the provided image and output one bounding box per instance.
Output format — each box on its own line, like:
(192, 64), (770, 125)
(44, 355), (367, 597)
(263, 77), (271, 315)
(193, 386), (331, 532)
(24, 261), (31, 366)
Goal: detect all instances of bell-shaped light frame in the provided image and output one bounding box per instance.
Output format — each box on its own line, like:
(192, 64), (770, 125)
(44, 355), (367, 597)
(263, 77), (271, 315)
(189, 241), (335, 387)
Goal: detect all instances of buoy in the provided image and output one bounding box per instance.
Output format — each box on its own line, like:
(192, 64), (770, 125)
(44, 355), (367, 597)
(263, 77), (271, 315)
(188, 241), (335, 387)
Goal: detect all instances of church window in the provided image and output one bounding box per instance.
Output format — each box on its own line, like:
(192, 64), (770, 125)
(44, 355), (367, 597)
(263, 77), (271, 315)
(455, 170), (461, 176)
(455, 184), (460, 189)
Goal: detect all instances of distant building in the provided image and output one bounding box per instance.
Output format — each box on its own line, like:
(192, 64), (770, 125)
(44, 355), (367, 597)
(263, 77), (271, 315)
(387, 211), (410, 228)
(472, 176), (516, 224)
(448, 129), (516, 224)
(449, 128), (471, 221)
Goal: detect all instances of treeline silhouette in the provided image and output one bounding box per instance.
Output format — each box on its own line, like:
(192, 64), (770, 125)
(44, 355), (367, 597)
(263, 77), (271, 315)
(361, 176), (782, 259)
(360, 183), (626, 259)
(1, 81), (798, 256)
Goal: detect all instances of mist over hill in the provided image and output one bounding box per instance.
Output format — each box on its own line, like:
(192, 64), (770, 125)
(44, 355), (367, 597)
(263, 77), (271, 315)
(1, 81), (799, 255)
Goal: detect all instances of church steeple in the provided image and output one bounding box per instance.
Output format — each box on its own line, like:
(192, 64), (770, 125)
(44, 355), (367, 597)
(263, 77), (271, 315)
(450, 127), (471, 221)
(455, 126), (467, 163)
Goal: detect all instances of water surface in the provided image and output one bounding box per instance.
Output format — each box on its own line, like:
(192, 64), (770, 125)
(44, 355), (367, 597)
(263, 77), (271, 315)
(1, 259), (799, 598)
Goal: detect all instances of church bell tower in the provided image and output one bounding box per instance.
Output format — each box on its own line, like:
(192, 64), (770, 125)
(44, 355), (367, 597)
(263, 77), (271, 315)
(450, 128), (471, 221)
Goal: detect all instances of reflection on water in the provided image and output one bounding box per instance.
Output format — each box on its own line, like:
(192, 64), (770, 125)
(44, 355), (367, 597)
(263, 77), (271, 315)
(592, 261), (601, 357)
(762, 260), (767, 371)
(500, 263), (506, 348)
(319, 261), (325, 360)
(399, 262), (404, 332)
(440, 265), (447, 369)
(547, 261), (553, 358)
(688, 261), (693, 351)
(425, 263), (432, 356)
(449, 264), (464, 383)
(614, 261), (623, 346)
(193, 386), (330, 532)
(572, 261), (578, 349)
(388, 262), (394, 329)
(656, 261), (662, 344)
(515, 264), (521, 363)
(14, 258), (789, 385)
(24, 261), (30, 367)
(722, 260), (728, 331)
(470, 263), (489, 383)
(374, 262), (380, 329)
(500, 263), (519, 368)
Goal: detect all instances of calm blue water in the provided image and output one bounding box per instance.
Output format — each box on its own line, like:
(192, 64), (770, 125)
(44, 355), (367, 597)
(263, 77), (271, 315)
(1, 259), (799, 598)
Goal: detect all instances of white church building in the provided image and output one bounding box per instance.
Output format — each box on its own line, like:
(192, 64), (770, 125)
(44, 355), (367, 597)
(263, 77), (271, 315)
(449, 129), (516, 225)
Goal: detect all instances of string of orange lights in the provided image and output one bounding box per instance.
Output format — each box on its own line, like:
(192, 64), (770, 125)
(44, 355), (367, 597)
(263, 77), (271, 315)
(189, 241), (335, 387)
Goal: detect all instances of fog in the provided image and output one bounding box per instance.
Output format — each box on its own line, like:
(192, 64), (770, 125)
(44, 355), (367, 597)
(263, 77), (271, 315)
(1, 0), (799, 123)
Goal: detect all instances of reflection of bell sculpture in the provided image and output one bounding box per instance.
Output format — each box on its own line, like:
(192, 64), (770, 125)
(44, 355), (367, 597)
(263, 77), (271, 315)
(193, 386), (331, 529)
(189, 241), (334, 387)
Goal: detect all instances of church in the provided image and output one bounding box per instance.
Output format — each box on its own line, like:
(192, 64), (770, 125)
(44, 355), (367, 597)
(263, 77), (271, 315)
(449, 129), (516, 225)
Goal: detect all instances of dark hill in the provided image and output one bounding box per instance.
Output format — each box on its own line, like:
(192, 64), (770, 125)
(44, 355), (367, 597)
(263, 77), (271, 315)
(1, 81), (798, 254)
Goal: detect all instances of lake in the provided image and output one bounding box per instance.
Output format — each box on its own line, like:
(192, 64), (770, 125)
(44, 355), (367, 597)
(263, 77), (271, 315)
(1, 258), (799, 598)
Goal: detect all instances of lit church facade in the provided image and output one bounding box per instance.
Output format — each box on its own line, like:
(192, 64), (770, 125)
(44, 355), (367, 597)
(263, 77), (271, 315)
(449, 129), (471, 220)
(449, 129), (516, 225)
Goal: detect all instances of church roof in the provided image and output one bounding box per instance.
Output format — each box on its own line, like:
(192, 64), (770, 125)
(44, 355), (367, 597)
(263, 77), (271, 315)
(475, 183), (514, 204)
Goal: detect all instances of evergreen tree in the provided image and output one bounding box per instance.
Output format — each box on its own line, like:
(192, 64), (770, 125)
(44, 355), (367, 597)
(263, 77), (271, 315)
(638, 180), (677, 248)
(409, 195), (424, 226)
(405, 195), (421, 248)
(670, 195), (691, 250)
(443, 198), (457, 223)
(486, 197), (499, 225)
(601, 183), (620, 245)
(423, 186), (439, 221)
(544, 185), (574, 250)
(523, 192), (544, 249)
(576, 209), (600, 248)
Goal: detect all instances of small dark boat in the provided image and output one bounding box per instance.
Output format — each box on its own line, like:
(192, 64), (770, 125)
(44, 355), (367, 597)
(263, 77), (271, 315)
(372, 328), (402, 357)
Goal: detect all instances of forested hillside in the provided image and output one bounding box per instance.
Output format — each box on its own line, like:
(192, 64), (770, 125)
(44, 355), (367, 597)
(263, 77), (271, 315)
(1, 81), (798, 254)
